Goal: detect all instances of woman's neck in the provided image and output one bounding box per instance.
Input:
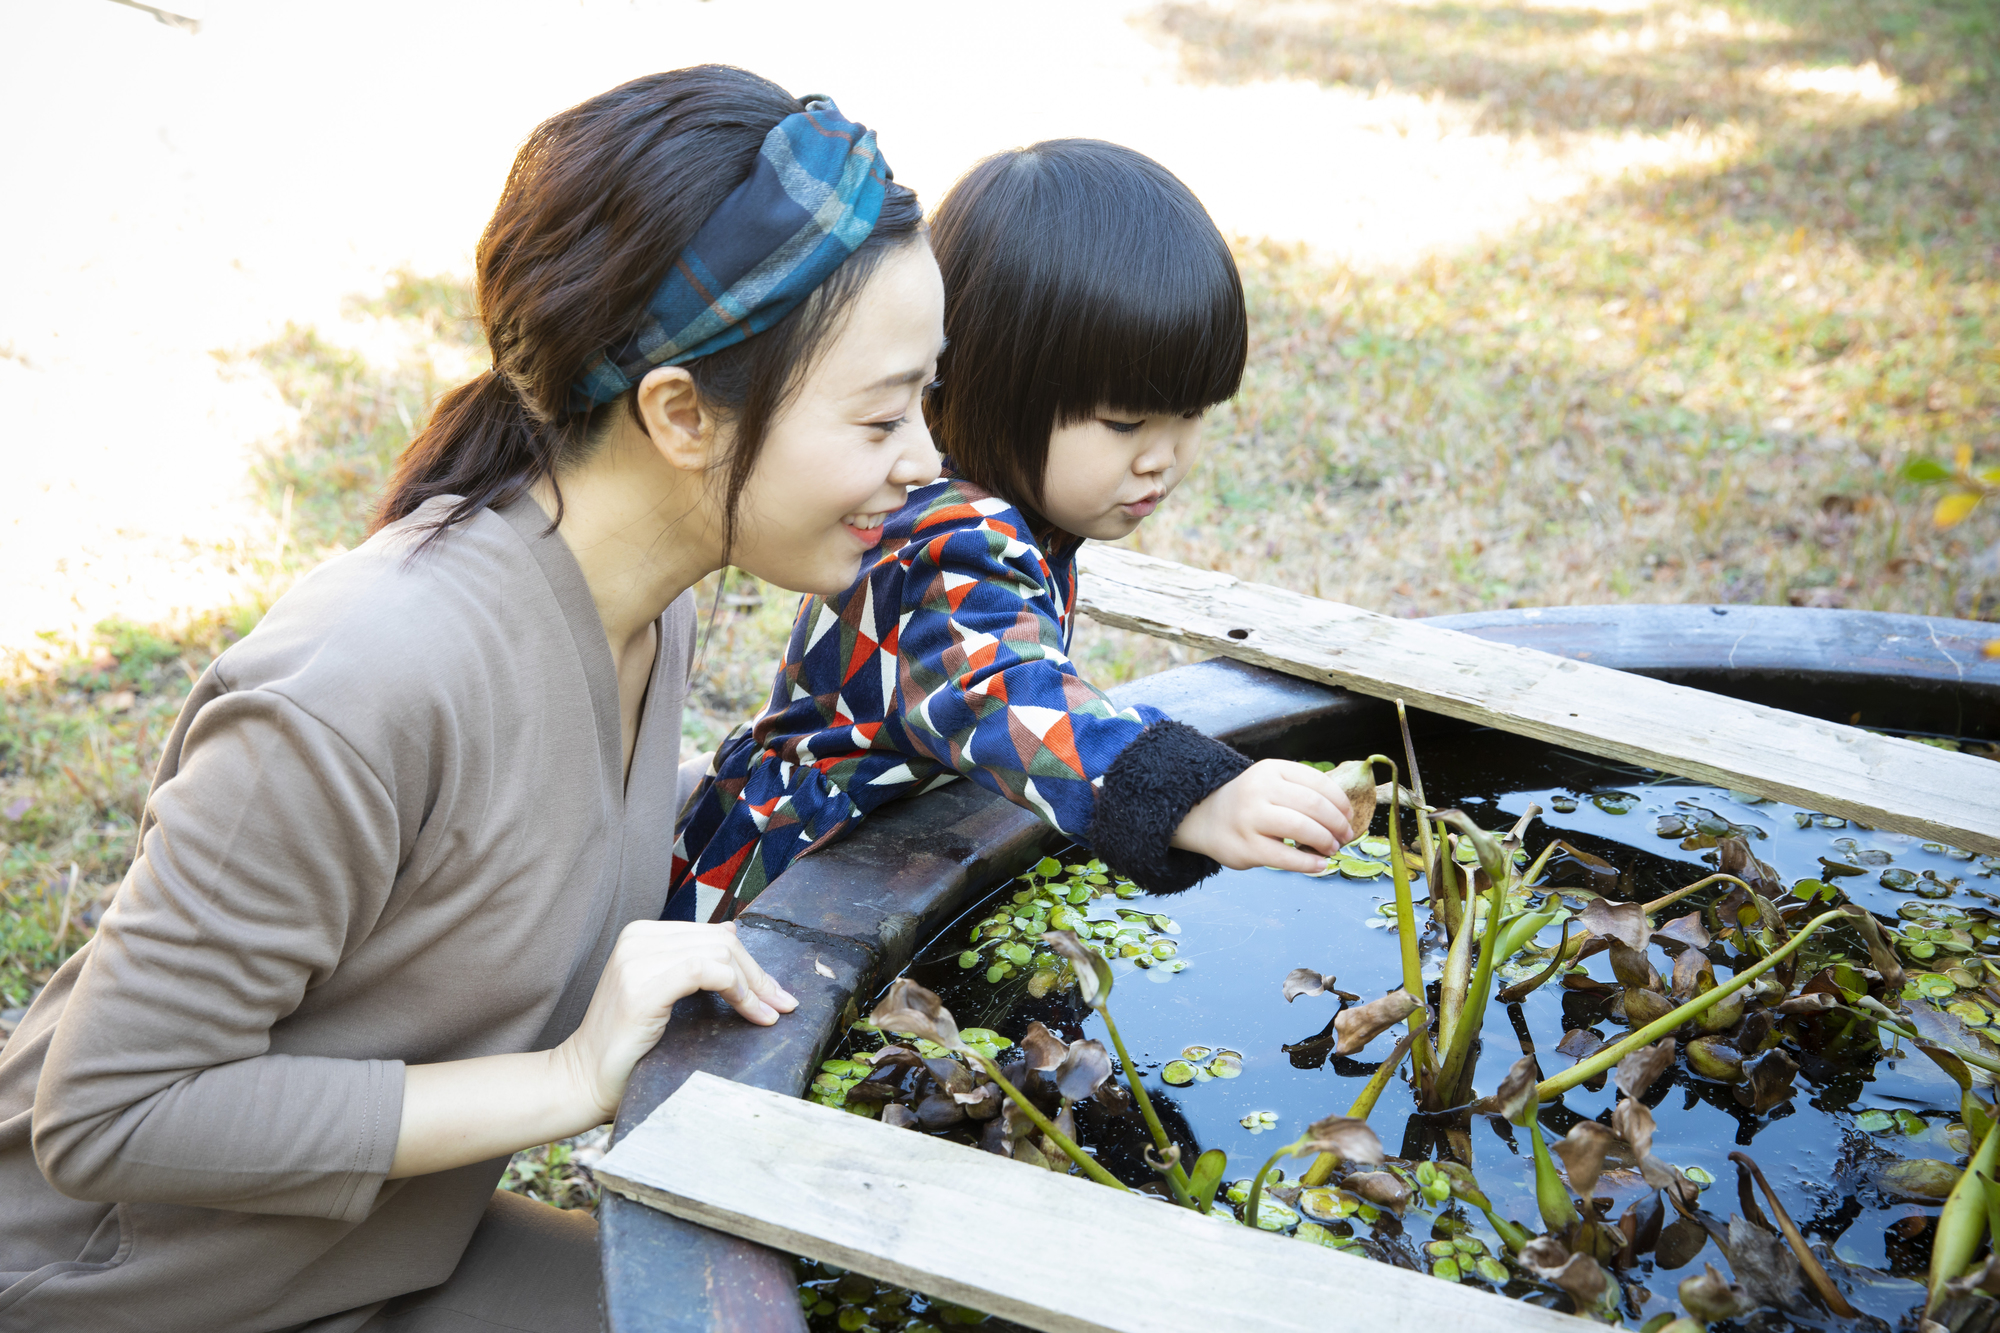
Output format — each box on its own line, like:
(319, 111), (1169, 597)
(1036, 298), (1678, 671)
(528, 440), (718, 660)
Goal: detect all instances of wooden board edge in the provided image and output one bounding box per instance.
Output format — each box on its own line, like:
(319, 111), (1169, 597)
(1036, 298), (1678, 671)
(596, 1072), (1594, 1333)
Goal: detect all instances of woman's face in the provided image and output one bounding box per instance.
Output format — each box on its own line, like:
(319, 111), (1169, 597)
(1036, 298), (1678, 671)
(728, 242), (946, 596)
(1037, 409), (1208, 542)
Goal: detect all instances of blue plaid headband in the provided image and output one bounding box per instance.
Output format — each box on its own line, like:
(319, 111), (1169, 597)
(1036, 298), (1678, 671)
(569, 98), (892, 411)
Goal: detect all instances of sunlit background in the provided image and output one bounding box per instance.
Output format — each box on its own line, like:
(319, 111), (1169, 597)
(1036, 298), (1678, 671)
(1, 0), (1994, 1016)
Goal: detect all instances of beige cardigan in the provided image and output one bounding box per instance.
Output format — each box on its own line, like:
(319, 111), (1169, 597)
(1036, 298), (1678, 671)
(0, 498), (695, 1332)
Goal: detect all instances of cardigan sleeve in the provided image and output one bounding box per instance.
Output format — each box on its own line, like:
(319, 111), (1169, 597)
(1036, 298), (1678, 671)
(32, 683), (406, 1222)
(894, 524), (1249, 891)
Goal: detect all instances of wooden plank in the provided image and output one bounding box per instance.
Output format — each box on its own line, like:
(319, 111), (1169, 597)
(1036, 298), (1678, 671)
(1076, 545), (2000, 855)
(595, 1072), (1587, 1333)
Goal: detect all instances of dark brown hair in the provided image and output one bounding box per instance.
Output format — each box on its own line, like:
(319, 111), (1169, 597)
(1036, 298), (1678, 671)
(926, 139), (1246, 516)
(374, 65), (923, 553)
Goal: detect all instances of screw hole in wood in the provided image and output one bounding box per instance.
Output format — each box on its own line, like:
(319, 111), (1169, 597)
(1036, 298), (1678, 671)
(1227, 628), (1251, 640)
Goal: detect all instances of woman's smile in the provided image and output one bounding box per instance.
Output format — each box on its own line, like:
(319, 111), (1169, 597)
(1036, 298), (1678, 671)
(843, 510), (892, 547)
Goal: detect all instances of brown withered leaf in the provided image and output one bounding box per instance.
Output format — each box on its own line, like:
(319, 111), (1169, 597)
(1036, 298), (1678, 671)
(1839, 906), (1905, 993)
(1580, 898), (1651, 952)
(1284, 968), (1330, 1003)
(1654, 911), (1711, 952)
(1328, 760), (1379, 835)
(1021, 1020), (1068, 1072)
(1561, 972), (1620, 995)
(1334, 990), (1420, 1056)
(1053, 1039), (1114, 1102)
(916, 1091), (967, 1130)
(952, 1082), (1003, 1120)
(1041, 930), (1115, 1008)
(1734, 1049), (1800, 1115)
(1622, 987), (1679, 1027)
(881, 1103), (920, 1130)
(1612, 1096), (1693, 1202)
(1556, 1028), (1607, 1060)
(1614, 1038), (1677, 1100)
(1719, 836), (1783, 897)
(1609, 940), (1665, 992)
(871, 979), (967, 1053)
(1552, 1121), (1625, 1200)
(1546, 840), (1620, 895)
(1720, 1214), (1808, 1312)
(1298, 1115), (1385, 1165)
(1655, 1215), (1710, 1270)
(1679, 1263), (1756, 1322)
(1775, 992), (1838, 1016)
(922, 1056), (977, 1096)
(1345, 1171), (1412, 1215)
(1519, 1237), (1612, 1310)
(1492, 1053), (1541, 1125)
(1672, 947), (1716, 999)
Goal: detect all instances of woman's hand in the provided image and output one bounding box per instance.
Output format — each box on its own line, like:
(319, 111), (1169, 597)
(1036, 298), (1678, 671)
(389, 920), (795, 1179)
(556, 920), (797, 1122)
(1168, 759), (1356, 874)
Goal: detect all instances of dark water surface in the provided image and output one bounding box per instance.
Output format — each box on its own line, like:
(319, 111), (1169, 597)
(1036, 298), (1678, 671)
(807, 729), (1998, 1330)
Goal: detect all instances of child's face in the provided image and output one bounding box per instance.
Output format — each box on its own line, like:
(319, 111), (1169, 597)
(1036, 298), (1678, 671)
(1038, 409), (1207, 541)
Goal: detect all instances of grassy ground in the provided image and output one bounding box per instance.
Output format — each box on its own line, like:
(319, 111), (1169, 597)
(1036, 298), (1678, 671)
(3, 0), (1995, 1207)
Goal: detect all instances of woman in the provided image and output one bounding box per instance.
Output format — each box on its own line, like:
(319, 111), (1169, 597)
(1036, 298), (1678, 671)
(0, 66), (943, 1333)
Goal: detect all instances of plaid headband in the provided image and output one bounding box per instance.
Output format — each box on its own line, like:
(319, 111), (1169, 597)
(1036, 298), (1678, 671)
(569, 98), (891, 411)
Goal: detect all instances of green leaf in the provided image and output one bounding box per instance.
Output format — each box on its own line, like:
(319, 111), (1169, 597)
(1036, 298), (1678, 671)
(1901, 456), (1955, 483)
(1190, 1148), (1229, 1211)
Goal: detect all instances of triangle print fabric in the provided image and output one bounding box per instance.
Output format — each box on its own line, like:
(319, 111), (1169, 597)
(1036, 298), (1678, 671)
(671, 477), (1166, 918)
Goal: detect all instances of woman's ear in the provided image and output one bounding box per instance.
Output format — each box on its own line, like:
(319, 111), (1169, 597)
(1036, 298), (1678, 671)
(632, 366), (715, 474)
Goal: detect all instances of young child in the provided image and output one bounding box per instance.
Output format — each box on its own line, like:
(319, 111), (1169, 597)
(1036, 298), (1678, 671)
(672, 139), (1356, 920)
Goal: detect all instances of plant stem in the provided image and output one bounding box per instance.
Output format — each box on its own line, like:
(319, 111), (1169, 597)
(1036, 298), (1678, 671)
(1931, 1113), (2000, 1313)
(968, 1052), (1128, 1192)
(1096, 1006), (1194, 1205)
(1641, 873), (1755, 916)
(1434, 830), (1512, 1103)
(1525, 1106), (1580, 1233)
(1302, 1033), (1415, 1187)
(1243, 1140), (1303, 1229)
(1374, 755), (1438, 1082)
(1535, 908), (1849, 1101)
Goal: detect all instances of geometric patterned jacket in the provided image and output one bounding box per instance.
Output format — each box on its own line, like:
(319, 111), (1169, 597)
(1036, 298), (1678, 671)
(669, 475), (1248, 920)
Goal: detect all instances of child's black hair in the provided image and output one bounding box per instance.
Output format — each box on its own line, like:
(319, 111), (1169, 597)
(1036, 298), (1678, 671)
(927, 139), (1247, 517)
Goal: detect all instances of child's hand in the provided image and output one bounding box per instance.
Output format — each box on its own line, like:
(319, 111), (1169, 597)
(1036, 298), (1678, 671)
(1169, 759), (1356, 874)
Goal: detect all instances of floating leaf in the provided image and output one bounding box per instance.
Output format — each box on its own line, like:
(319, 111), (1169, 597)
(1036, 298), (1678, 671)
(1020, 1021), (1067, 1072)
(1734, 1049), (1800, 1115)
(1678, 1264), (1755, 1322)
(1492, 1054), (1541, 1126)
(1208, 1053), (1244, 1079)
(1614, 1039), (1678, 1101)
(1041, 929), (1114, 1008)
(1555, 1028), (1606, 1060)
(1297, 1114), (1385, 1165)
(1054, 1039), (1113, 1102)
(1686, 1036), (1746, 1083)
(1346, 1171), (1412, 1215)
(1334, 990), (1420, 1056)
(1655, 1216), (1709, 1270)
(1654, 911), (1712, 952)
(870, 979), (967, 1053)
(1552, 1121), (1624, 1200)
(881, 1103), (921, 1130)
(1162, 1060), (1198, 1086)
(1580, 898), (1651, 952)
(1284, 968), (1332, 1003)
(1878, 1158), (1962, 1202)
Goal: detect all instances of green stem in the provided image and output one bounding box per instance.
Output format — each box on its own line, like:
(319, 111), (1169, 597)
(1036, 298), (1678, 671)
(968, 1052), (1128, 1192)
(1098, 1007), (1194, 1205)
(1856, 999), (2000, 1078)
(1243, 1140), (1304, 1229)
(1301, 1033), (1415, 1187)
(1520, 839), (1560, 889)
(1371, 755), (1438, 1084)
(1435, 834), (1512, 1103)
(1642, 873), (1755, 917)
(1526, 1106), (1580, 1233)
(1931, 1114), (2000, 1313)
(1535, 909), (1849, 1101)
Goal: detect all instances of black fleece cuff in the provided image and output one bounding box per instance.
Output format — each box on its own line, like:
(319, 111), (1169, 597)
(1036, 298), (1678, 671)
(1086, 719), (1253, 895)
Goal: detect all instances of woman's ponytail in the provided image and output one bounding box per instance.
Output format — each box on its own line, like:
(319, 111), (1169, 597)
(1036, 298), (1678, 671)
(375, 370), (559, 537)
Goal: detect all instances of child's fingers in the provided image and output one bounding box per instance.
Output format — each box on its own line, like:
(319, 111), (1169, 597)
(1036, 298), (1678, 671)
(1255, 835), (1334, 874)
(1256, 804), (1343, 856)
(1264, 783), (1354, 850)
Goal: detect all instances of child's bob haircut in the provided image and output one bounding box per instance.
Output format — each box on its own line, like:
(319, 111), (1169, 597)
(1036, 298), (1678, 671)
(927, 139), (1247, 517)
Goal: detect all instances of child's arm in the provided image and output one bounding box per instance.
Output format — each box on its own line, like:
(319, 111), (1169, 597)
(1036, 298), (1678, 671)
(896, 524), (1351, 891)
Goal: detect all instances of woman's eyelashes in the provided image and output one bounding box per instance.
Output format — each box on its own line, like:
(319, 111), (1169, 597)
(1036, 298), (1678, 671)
(1101, 418), (1144, 435)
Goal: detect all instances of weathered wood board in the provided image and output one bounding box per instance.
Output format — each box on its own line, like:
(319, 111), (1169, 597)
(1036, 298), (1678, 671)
(595, 1071), (1588, 1333)
(1076, 545), (2000, 855)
